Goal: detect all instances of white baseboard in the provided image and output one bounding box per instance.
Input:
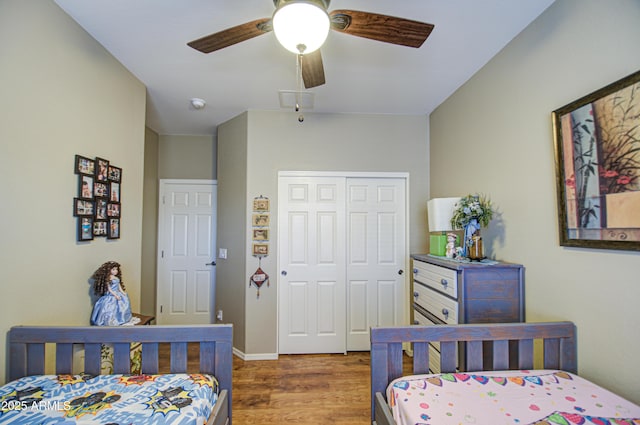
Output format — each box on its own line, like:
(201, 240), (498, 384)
(233, 347), (278, 361)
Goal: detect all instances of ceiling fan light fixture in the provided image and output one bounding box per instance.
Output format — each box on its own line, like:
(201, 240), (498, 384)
(272, 1), (330, 54)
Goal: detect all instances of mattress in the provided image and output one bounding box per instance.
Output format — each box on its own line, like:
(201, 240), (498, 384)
(0, 372), (219, 424)
(388, 369), (640, 425)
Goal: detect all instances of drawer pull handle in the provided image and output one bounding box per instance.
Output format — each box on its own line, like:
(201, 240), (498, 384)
(413, 268), (418, 274)
(440, 279), (448, 287)
(413, 291), (419, 298)
(442, 308), (449, 317)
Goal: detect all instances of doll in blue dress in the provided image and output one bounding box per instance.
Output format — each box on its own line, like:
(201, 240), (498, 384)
(90, 261), (136, 326)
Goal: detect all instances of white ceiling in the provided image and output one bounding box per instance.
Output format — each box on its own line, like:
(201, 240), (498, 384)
(54, 0), (555, 136)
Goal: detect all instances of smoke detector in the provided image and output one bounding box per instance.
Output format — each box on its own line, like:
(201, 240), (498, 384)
(190, 98), (206, 110)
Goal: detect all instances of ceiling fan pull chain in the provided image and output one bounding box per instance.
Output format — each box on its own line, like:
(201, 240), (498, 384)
(296, 54), (304, 122)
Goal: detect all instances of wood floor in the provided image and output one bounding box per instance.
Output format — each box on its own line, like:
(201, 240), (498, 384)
(159, 344), (411, 424)
(232, 353), (371, 424)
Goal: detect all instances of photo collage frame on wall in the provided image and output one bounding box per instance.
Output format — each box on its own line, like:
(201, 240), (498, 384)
(73, 155), (122, 241)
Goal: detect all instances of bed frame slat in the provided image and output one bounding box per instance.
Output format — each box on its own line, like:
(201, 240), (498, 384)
(84, 343), (102, 375)
(170, 342), (188, 373)
(112, 342), (131, 374)
(440, 341), (457, 372)
(55, 343), (74, 374)
(492, 339), (509, 370)
(544, 338), (560, 369)
(466, 340), (484, 370)
(141, 342), (159, 374)
(27, 343), (45, 376)
(370, 322), (577, 422)
(412, 342), (429, 375)
(517, 338), (534, 369)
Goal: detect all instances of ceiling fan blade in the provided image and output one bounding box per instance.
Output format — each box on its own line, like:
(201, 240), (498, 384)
(329, 10), (434, 48)
(301, 50), (326, 89)
(187, 18), (272, 53)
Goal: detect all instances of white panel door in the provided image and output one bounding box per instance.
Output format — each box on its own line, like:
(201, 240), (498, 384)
(346, 178), (406, 351)
(157, 180), (217, 324)
(278, 177), (346, 354)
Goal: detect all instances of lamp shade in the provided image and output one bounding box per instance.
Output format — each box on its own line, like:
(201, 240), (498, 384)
(272, 1), (330, 54)
(427, 197), (461, 232)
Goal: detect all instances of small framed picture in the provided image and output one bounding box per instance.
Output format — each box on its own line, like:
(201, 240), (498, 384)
(107, 202), (121, 218)
(253, 228), (269, 241)
(253, 198), (270, 212)
(108, 218), (120, 239)
(108, 165), (122, 182)
(93, 220), (108, 237)
(110, 182), (121, 202)
(252, 214), (270, 227)
(79, 175), (94, 199)
(95, 157), (109, 182)
(95, 197), (108, 220)
(75, 155), (95, 175)
(252, 243), (269, 256)
(94, 181), (108, 198)
(74, 198), (94, 216)
(78, 217), (94, 241)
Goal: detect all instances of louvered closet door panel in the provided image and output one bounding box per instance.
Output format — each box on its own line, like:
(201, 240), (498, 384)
(346, 178), (406, 351)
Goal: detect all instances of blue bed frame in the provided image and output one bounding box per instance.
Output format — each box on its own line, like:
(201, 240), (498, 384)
(370, 321), (578, 425)
(8, 324), (233, 425)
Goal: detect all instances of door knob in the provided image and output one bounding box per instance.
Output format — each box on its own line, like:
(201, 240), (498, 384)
(206, 261), (216, 266)
(398, 269), (404, 275)
(281, 270), (287, 276)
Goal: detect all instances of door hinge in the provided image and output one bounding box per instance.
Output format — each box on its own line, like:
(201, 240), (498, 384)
(160, 305), (163, 313)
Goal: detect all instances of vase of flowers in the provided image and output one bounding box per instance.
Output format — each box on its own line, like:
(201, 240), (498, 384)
(450, 194), (493, 260)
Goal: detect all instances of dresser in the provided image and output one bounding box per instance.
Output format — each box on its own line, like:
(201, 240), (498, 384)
(410, 254), (525, 372)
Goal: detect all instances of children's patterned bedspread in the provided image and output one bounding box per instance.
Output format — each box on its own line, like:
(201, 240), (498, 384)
(0, 372), (219, 424)
(388, 370), (640, 425)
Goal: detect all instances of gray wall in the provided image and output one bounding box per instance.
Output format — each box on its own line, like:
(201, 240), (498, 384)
(158, 135), (217, 180)
(217, 113), (249, 353)
(217, 110), (429, 355)
(140, 127), (159, 316)
(140, 133), (217, 318)
(430, 0), (640, 403)
(0, 0), (146, 384)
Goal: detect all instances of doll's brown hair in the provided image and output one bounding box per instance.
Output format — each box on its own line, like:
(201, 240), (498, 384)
(92, 261), (125, 296)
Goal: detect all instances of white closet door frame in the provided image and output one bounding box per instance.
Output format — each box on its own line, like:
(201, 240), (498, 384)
(277, 171), (410, 353)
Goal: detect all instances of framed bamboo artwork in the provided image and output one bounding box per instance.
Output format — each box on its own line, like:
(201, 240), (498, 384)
(552, 70), (640, 251)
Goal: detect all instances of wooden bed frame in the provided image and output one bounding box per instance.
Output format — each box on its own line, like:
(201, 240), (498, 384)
(8, 324), (233, 425)
(370, 322), (577, 425)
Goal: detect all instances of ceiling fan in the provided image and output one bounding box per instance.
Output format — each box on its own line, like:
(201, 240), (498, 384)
(187, 0), (434, 89)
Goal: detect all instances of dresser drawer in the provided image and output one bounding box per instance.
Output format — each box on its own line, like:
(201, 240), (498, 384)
(414, 282), (458, 324)
(413, 309), (442, 373)
(413, 260), (458, 299)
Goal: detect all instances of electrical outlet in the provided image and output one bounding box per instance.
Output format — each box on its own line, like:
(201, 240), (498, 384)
(216, 310), (223, 321)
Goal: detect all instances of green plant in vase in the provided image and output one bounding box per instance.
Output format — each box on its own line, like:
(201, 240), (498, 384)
(450, 194), (493, 260)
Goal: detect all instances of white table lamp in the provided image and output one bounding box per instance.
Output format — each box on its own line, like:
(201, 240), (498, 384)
(427, 197), (461, 256)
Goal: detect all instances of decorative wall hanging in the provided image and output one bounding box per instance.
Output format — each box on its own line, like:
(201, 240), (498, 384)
(74, 154), (122, 242)
(552, 70), (640, 251)
(250, 195), (270, 297)
(251, 195), (270, 258)
(249, 261), (269, 299)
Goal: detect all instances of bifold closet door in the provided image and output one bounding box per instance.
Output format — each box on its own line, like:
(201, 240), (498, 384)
(278, 177), (347, 354)
(278, 175), (406, 354)
(346, 178), (406, 351)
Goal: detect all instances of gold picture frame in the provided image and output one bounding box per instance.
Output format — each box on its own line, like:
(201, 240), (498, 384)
(252, 243), (269, 256)
(253, 198), (270, 212)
